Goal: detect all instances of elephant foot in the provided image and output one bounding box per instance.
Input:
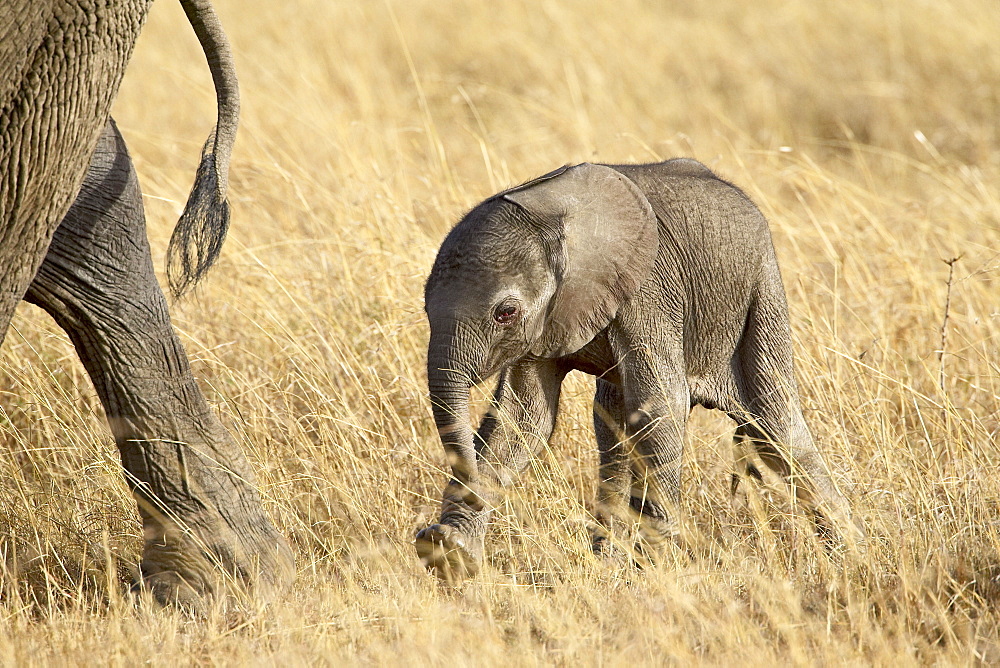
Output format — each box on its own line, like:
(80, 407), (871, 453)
(590, 515), (632, 563)
(591, 532), (633, 566)
(811, 504), (869, 557)
(591, 510), (684, 570)
(135, 515), (295, 612)
(415, 524), (482, 584)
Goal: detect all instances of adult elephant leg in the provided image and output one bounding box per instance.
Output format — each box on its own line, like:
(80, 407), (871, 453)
(417, 360), (566, 582)
(591, 378), (630, 555)
(0, 2), (150, 340)
(23, 120), (293, 607)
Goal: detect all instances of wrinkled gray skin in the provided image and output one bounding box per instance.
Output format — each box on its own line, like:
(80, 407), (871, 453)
(1, 1), (293, 607)
(416, 160), (860, 582)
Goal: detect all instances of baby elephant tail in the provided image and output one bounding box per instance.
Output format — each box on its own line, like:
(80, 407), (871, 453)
(166, 0), (240, 299)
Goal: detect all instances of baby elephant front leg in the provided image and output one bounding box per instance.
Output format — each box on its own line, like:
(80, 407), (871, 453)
(623, 387), (689, 551)
(593, 345), (691, 559)
(417, 362), (565, 582)
(592, 378), (630, 555)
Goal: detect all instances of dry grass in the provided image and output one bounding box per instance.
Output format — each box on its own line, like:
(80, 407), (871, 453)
(2, 0), (999, 663)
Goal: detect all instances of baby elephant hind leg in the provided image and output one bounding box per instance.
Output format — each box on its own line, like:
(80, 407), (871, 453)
(733, 416), (856, 544)
(23, 121), (293, 609)
(730, 283), (862, 549)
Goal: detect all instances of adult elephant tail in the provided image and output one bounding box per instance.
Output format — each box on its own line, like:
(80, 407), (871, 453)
(167, 0), (240, 299)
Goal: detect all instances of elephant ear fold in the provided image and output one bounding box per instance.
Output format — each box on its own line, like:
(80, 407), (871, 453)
(503, 163), (658, 358)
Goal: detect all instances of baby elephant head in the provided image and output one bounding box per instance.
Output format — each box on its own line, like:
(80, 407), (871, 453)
(424, 163), (658, 481)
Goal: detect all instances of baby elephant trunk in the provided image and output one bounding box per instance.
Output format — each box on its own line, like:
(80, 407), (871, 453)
(426, 322), (486, 495)
(427, 362), (477, 483)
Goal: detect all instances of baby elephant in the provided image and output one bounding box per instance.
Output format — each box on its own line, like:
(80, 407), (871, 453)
(416, 160), (857, 582)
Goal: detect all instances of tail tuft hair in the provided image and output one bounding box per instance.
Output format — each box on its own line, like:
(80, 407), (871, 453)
(166, 142), (230, 300)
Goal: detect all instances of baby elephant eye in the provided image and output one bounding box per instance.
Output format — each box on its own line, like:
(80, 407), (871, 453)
(493, 303), (519, 325)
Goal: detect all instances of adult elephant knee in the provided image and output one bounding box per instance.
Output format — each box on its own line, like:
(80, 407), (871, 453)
(2, 1), (294, 607)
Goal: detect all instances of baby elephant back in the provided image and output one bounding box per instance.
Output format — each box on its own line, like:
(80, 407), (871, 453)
(607, 159), (777, 292)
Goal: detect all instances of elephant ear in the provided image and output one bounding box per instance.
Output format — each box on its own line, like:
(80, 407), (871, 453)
(503, 163), (658, 357)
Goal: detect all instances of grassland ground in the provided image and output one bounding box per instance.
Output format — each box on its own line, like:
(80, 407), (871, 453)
(1, 0), (998, 663)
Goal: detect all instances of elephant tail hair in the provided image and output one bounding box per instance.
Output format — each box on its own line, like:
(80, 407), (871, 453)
(166, 136), (231, 299)
(167, 0), (240, 300)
